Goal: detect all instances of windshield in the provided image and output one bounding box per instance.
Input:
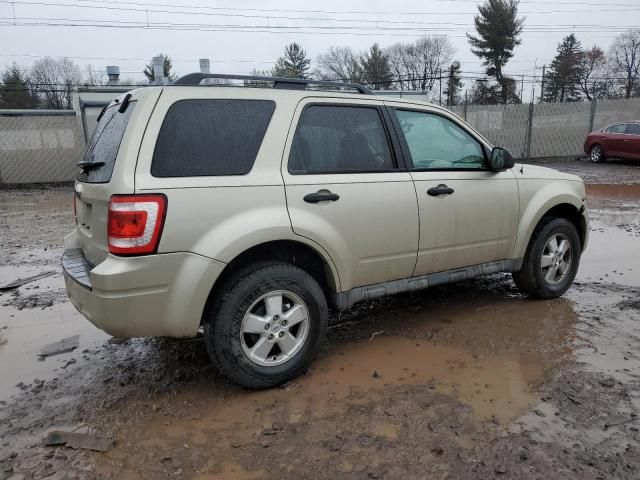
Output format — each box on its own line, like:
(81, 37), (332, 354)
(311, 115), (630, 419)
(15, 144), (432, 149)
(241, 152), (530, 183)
(76, 102), (135, 183)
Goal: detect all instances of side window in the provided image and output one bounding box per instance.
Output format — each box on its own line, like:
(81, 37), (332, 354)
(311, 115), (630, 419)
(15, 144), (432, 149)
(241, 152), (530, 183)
(395, 110), (486, 170)
(151, 99), (275, 177)
(288, 105), (394, 174)
(626, 123), (640, 135)
(608, 124), (626, 134)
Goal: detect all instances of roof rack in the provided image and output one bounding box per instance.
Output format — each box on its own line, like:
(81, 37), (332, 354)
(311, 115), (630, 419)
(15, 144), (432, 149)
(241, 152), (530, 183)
(171, 73), (374, 95)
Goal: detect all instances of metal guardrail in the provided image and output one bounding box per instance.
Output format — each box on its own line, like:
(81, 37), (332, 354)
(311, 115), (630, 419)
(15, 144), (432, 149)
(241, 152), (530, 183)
(0, 109), (76, 117)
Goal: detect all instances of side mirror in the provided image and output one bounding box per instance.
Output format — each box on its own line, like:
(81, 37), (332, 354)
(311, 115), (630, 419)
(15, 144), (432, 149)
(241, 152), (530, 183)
(489, 147), (516, 171)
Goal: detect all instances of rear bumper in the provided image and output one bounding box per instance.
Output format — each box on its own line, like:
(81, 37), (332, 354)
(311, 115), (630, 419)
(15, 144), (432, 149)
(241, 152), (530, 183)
(62, 232), (226, 338)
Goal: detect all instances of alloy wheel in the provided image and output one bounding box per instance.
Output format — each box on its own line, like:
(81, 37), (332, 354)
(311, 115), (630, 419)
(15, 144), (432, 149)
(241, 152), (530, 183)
(240, 290), (310, 367)
(540, 233), (573, 285)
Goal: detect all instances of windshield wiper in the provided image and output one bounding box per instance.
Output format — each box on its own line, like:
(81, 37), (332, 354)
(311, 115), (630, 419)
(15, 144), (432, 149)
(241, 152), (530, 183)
(77, 160), (105, 170)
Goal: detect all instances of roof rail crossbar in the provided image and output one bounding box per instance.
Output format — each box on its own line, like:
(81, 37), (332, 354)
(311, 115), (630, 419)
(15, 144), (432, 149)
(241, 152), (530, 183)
(171, 73), (374, 95)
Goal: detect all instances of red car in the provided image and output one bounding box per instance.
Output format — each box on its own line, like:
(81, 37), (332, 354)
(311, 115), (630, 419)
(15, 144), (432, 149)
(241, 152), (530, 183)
(584, 121), (640, 163)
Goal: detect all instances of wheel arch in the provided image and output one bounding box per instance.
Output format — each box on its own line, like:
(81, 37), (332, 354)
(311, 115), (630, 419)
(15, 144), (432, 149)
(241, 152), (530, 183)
(514, 193), (587, 259)
(201, 239), (341, 326)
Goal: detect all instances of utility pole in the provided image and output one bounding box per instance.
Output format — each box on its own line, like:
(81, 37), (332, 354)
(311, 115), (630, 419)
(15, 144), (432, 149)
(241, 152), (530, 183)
(439, 68), (442, 106)
(540, 65), (546, 103)
(520, 73), (524, 103)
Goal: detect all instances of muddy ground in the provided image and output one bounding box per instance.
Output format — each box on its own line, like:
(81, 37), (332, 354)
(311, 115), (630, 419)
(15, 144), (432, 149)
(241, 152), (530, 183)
(0, 156), (639, 480)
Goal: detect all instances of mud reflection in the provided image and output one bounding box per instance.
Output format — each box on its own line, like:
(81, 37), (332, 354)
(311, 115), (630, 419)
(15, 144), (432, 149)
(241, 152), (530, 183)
(97, 291), (577, 477)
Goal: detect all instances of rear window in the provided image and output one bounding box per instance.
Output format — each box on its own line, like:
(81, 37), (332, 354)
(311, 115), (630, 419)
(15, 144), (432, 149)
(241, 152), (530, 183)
(626, 123), (640, 135)
(151, 99), (275, 177)
(77, 103), (135, 183)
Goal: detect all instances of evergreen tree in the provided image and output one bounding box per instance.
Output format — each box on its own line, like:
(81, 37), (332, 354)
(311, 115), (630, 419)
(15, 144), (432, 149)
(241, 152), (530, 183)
(273, 43), (311, 79)
(544, 34), (583, 102)
(0, 64), (38, 109)
(444, 61), (463, 106)
(144, 54), (176, 83)
(361, 44), (393, 90)
(467, 0), (524, 104)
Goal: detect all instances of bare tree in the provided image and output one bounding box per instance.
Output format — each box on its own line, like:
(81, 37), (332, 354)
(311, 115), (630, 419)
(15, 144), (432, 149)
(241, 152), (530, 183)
(315, 46), (364, 83)
(82, 65), (105, 87)
(609, 29), (640, 99)
(578, 46), (608, 101)
(30, 57), (81, 109)
(385, 36), (454, 92)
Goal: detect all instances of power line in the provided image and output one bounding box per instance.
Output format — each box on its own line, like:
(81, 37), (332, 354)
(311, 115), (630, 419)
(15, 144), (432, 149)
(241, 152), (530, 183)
(67, 0), (640, 14)
(0, 17), (632, 35)
(2, 1), (638, 29)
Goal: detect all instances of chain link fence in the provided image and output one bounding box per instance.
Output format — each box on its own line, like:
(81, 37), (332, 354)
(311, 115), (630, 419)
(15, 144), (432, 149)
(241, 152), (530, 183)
(449, 98), (640, 161)
(0, 110), (85, 184)
(1, 98), (640, 185)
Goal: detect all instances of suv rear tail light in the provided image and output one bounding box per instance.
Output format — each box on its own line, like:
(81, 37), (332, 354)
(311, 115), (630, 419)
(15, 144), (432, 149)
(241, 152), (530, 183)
(108, 194), (167, 255)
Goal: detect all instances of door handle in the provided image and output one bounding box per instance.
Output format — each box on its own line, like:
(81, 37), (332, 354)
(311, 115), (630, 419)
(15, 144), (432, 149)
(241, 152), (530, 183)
(427, 184), (454, 196)
(304, 191), (340, 203)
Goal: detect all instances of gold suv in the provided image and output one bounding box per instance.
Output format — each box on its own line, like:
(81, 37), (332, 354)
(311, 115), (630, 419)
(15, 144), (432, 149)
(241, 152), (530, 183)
(63, 74), (589, 388)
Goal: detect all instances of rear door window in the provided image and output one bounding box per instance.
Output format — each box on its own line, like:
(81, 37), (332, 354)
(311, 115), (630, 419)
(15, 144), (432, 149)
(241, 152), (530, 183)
(77, 103), (135, 183)
(288, 105), (395, 174)
(607, 124), (626, 134)
(626, 123), (640, 135)
(151, 99), (275, 177)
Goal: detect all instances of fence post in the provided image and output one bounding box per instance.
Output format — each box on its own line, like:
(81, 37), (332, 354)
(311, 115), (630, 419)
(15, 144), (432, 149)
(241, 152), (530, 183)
(463, 91), (468, 121)
(525, 102), (534, 160)
(589, 99), (597, 133)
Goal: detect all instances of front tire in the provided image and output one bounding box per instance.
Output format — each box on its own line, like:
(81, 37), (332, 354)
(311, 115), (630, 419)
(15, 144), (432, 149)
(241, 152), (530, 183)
(590, 144), (605, 163)
(513, 218), (581, 298)
(204, 262), (328, 389)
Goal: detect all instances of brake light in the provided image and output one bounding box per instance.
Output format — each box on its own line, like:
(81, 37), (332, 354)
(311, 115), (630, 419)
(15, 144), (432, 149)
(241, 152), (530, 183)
(108, 194), (167, 255)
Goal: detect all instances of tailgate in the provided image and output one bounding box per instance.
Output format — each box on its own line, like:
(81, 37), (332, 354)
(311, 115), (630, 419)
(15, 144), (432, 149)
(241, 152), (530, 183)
(75, 182), (113, 266)
(73, 92), (144, 266)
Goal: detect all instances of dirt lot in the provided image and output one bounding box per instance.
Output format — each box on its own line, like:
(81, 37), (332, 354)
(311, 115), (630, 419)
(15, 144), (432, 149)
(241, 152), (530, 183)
(1, 157), (639, 480)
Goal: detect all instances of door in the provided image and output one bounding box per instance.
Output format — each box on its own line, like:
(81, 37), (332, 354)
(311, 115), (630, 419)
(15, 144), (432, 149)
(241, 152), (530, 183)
(624, 123), (640, 159)
(388, 105), (518, 276)
(282, 100), (419, 292)
(604, 123), (627, 157)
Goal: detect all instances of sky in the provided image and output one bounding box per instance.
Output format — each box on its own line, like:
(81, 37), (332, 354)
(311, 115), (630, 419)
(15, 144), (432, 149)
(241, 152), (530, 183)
(1, 0), (639, 97)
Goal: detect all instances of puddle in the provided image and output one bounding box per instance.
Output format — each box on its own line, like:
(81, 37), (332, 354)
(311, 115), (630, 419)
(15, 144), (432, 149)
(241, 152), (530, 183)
(581, 183), (640, 288)
(95, 292), (577, 477)
(0, 271), (108, 402)
(586, 183), (640, 201)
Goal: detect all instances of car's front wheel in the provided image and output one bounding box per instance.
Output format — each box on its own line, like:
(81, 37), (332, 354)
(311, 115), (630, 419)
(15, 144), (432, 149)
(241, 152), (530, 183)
(204, 262), (328, 389)
(590, 144), (605, 163)
(513, 218), (581, 298)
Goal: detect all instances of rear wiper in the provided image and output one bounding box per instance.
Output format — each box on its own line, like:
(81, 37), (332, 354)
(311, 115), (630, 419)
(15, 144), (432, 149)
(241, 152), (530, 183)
(77, 160), (105, 170)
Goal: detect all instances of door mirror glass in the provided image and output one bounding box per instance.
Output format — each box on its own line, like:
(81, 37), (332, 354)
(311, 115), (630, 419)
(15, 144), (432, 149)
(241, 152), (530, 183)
(490, 147), (516, 171)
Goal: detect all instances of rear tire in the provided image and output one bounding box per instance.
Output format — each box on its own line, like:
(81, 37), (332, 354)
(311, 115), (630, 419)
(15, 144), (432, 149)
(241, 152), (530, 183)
(513, 218), (581, 298)
(204, 262), (328, 389)
(590, 144), (604, 163)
